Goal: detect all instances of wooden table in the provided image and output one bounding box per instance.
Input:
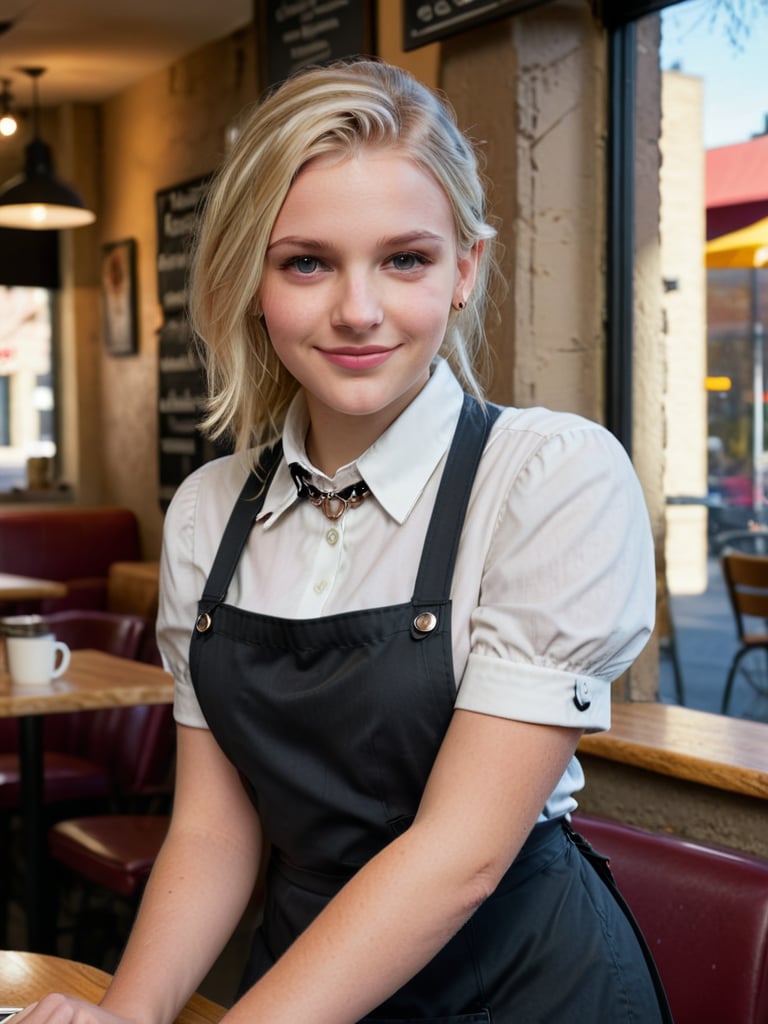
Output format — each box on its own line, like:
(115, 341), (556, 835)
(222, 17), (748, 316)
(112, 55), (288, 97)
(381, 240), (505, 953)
(0, 574), (67, 602)
(0, 950), (224, 1022)
(578, 700), (768, 799)
(0, 650), (174, 951)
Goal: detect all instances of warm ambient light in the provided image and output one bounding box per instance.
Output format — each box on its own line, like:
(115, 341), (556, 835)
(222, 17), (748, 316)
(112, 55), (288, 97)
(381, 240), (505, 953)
(0, 68), (95, 231)
(0, 78), (16, 136)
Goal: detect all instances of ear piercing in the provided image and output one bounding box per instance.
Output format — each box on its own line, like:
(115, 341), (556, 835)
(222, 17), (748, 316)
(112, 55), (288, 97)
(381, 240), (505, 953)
(454, 300), (465, 310)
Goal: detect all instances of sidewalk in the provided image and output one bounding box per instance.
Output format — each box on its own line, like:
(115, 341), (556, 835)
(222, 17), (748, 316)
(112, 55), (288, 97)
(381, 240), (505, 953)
(659, 557), (739, 713)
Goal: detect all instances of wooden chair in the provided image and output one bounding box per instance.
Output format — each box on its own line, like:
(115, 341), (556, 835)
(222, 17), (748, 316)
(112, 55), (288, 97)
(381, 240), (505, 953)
(0, 610), (150, 945)
(47, 699), (175, 965)
(573, 812), (768, 1024)
(656, 562), (685, 704)
(720, 550), (768, 718)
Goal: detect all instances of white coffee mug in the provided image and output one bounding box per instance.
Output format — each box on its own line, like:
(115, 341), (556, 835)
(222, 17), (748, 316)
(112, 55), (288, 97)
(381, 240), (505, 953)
(6, 633), (71, 687)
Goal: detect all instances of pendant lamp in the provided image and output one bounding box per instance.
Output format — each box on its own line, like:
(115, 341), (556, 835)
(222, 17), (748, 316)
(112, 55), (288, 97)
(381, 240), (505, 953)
(0, 67), (95, 230)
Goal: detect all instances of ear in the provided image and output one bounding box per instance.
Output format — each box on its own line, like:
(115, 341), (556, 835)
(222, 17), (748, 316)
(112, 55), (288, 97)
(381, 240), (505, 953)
(454, 240), (483, 307)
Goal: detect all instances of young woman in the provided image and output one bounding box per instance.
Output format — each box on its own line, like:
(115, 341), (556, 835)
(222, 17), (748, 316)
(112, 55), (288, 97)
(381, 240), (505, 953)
(18, 60), (669, 1023)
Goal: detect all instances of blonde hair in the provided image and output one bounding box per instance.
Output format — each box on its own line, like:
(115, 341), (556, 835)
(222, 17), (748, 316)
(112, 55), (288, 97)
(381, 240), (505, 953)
(189, 59), (498, 454)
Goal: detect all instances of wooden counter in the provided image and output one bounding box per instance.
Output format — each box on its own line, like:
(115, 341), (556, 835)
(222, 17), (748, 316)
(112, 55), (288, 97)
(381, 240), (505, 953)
(578, 701), (768, 799)
(577, 701), (768, 858)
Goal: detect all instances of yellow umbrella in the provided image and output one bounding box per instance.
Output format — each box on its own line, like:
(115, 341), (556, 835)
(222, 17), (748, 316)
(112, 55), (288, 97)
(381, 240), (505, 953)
(706, 216), (768, 268)
(705, 216), (768, 514)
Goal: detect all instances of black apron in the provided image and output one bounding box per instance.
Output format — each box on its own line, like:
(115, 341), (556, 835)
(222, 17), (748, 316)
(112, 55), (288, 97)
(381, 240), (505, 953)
(189, 394), (670, 1023)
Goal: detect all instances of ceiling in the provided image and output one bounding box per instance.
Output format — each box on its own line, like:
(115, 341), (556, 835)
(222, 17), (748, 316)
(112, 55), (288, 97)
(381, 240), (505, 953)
(0, 0), (252, 108)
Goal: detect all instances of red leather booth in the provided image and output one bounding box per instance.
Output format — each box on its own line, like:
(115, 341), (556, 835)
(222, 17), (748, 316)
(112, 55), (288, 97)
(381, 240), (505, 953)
(573, 812), (768, 1024)
(0, 506), (141, 613)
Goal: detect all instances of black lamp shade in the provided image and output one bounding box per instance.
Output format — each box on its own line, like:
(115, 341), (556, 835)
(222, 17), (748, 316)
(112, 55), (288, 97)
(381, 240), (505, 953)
(0, 138), (95, 230)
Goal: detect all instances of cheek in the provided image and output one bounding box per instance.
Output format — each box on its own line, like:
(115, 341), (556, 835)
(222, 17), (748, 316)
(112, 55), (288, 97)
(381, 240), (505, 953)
(395, 288), (451, 339)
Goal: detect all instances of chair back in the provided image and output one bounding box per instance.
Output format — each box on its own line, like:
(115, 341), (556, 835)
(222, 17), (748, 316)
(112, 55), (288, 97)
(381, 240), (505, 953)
(44, 609), (147, 659)
(0, 611), (148, 756)
(574, 813), (768, 1024)
(84, 703), (175, 799)
(41, 610), (149, 754)
(44, 612), (174, 801)
(721, 551), (768, 642)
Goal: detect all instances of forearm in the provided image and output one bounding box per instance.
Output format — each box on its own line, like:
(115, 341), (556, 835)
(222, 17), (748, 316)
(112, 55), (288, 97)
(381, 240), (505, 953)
(101, 820), (261, 1024)
(223, 712), (581, 1024)
(223, 820), (481, 1024)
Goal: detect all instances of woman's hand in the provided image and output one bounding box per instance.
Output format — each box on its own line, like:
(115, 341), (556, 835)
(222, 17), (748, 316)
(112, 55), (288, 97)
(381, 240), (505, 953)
(13, 995), (137, 1023)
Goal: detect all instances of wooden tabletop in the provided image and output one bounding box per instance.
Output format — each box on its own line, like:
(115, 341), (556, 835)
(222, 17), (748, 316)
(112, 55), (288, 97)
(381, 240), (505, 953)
(0, 950), (224, 1022)
(0, 648), (173, 717)
(0, 574), (67, 601)
(578, 701), (768, 799)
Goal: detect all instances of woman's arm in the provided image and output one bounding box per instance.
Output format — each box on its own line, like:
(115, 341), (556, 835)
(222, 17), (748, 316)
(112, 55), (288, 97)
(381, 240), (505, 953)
(222, 709), (582, 1024)
(101, 723), (264, 1024)
(16, 724), (263, 1024)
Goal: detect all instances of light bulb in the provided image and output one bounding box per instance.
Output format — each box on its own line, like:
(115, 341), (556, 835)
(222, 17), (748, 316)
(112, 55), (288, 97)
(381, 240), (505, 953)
(0, 114), (17, 137)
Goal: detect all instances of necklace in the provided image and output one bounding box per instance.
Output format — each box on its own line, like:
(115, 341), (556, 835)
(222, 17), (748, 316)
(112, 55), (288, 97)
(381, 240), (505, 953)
(290, 465), (370, 521)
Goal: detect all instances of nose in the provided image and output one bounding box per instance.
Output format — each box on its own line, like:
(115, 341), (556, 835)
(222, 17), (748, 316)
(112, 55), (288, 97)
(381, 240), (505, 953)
(331, 270), (383, 333)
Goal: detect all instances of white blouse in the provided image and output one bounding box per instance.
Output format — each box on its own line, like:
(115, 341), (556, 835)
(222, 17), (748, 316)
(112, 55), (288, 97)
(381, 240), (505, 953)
(157, 358), (655, 819)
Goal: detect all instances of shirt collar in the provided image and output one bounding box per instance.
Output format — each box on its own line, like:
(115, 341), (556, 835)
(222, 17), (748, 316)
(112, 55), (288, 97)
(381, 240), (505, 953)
(259, 358), (465, 527)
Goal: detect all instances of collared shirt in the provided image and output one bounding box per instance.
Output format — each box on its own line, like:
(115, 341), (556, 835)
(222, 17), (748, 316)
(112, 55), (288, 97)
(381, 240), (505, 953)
(157, 359), (655, 819)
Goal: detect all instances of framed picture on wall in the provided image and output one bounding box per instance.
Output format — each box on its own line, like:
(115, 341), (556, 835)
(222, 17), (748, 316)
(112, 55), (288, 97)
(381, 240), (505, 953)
(101, 238), (138, 355)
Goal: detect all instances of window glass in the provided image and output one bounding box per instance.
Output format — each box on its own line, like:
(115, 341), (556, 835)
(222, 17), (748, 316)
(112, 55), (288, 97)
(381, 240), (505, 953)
(0, 286), (56, 493)
(648, 0), (768, 720)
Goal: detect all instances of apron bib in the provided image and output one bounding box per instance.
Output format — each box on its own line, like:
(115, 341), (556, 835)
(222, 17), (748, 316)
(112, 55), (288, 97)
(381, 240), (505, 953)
(189, 395), (668, 1023)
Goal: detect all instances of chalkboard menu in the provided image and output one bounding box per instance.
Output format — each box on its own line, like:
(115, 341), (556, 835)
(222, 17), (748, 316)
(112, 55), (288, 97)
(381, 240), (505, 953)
(402, 0), (553, 51)
(257, 0), (375, 87)
(155, 175), (220, 509)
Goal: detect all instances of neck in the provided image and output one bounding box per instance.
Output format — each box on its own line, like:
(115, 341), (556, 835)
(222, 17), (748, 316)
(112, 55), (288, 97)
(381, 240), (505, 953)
(302, 377), (429, 476)
(303, 407), (391, 475)
(305, 415), (380, 476)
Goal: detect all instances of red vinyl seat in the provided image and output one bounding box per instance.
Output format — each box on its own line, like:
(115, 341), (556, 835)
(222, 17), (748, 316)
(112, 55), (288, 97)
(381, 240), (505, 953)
(50, 814), (170, 898)
(47, 698), (175, 957)
(572, 812), (768, 1024)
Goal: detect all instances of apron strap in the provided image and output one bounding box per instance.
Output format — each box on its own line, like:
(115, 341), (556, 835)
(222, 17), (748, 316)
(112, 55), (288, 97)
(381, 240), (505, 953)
(199, 441), (284, 609)
(412, 394), (502, 607)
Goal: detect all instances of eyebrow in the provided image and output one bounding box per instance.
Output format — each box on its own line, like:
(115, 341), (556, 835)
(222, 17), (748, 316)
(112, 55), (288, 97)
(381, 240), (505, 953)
(267, 230), (447, 253)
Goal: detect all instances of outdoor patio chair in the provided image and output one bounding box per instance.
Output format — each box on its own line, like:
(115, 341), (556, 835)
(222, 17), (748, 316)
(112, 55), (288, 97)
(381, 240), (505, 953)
(720, 550), (768, 719)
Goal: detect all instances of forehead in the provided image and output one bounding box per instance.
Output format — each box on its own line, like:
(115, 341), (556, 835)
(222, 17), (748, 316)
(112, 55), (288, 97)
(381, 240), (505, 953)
(271, 149), (455, 236)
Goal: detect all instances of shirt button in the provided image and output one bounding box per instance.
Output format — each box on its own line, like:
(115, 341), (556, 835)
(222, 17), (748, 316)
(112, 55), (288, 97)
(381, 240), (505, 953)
(326, 528), (339, 546)
(314, 580), (328, 594)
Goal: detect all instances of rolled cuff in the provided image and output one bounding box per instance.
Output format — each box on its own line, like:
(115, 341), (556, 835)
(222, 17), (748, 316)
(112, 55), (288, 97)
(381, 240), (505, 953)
(168, 662), (210, 729)
(455, 652), (610, 732)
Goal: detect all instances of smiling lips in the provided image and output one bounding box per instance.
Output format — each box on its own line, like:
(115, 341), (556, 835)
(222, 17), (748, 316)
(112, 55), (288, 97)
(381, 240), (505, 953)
(319, 346), (396, 371)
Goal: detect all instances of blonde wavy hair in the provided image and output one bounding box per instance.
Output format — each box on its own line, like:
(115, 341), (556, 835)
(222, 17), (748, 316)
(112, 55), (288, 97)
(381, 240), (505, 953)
(189, 59), (499, 454)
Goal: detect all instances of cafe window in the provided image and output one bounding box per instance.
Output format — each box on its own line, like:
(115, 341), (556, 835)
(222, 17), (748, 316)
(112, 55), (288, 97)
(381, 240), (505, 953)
(0, 286), (57, 493)
(613, 0), (768, 721)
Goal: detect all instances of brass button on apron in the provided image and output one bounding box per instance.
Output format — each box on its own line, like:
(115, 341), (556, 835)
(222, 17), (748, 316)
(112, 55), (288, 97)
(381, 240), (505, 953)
(195, 611), (212, 632)
(413, 611), (437, 633)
